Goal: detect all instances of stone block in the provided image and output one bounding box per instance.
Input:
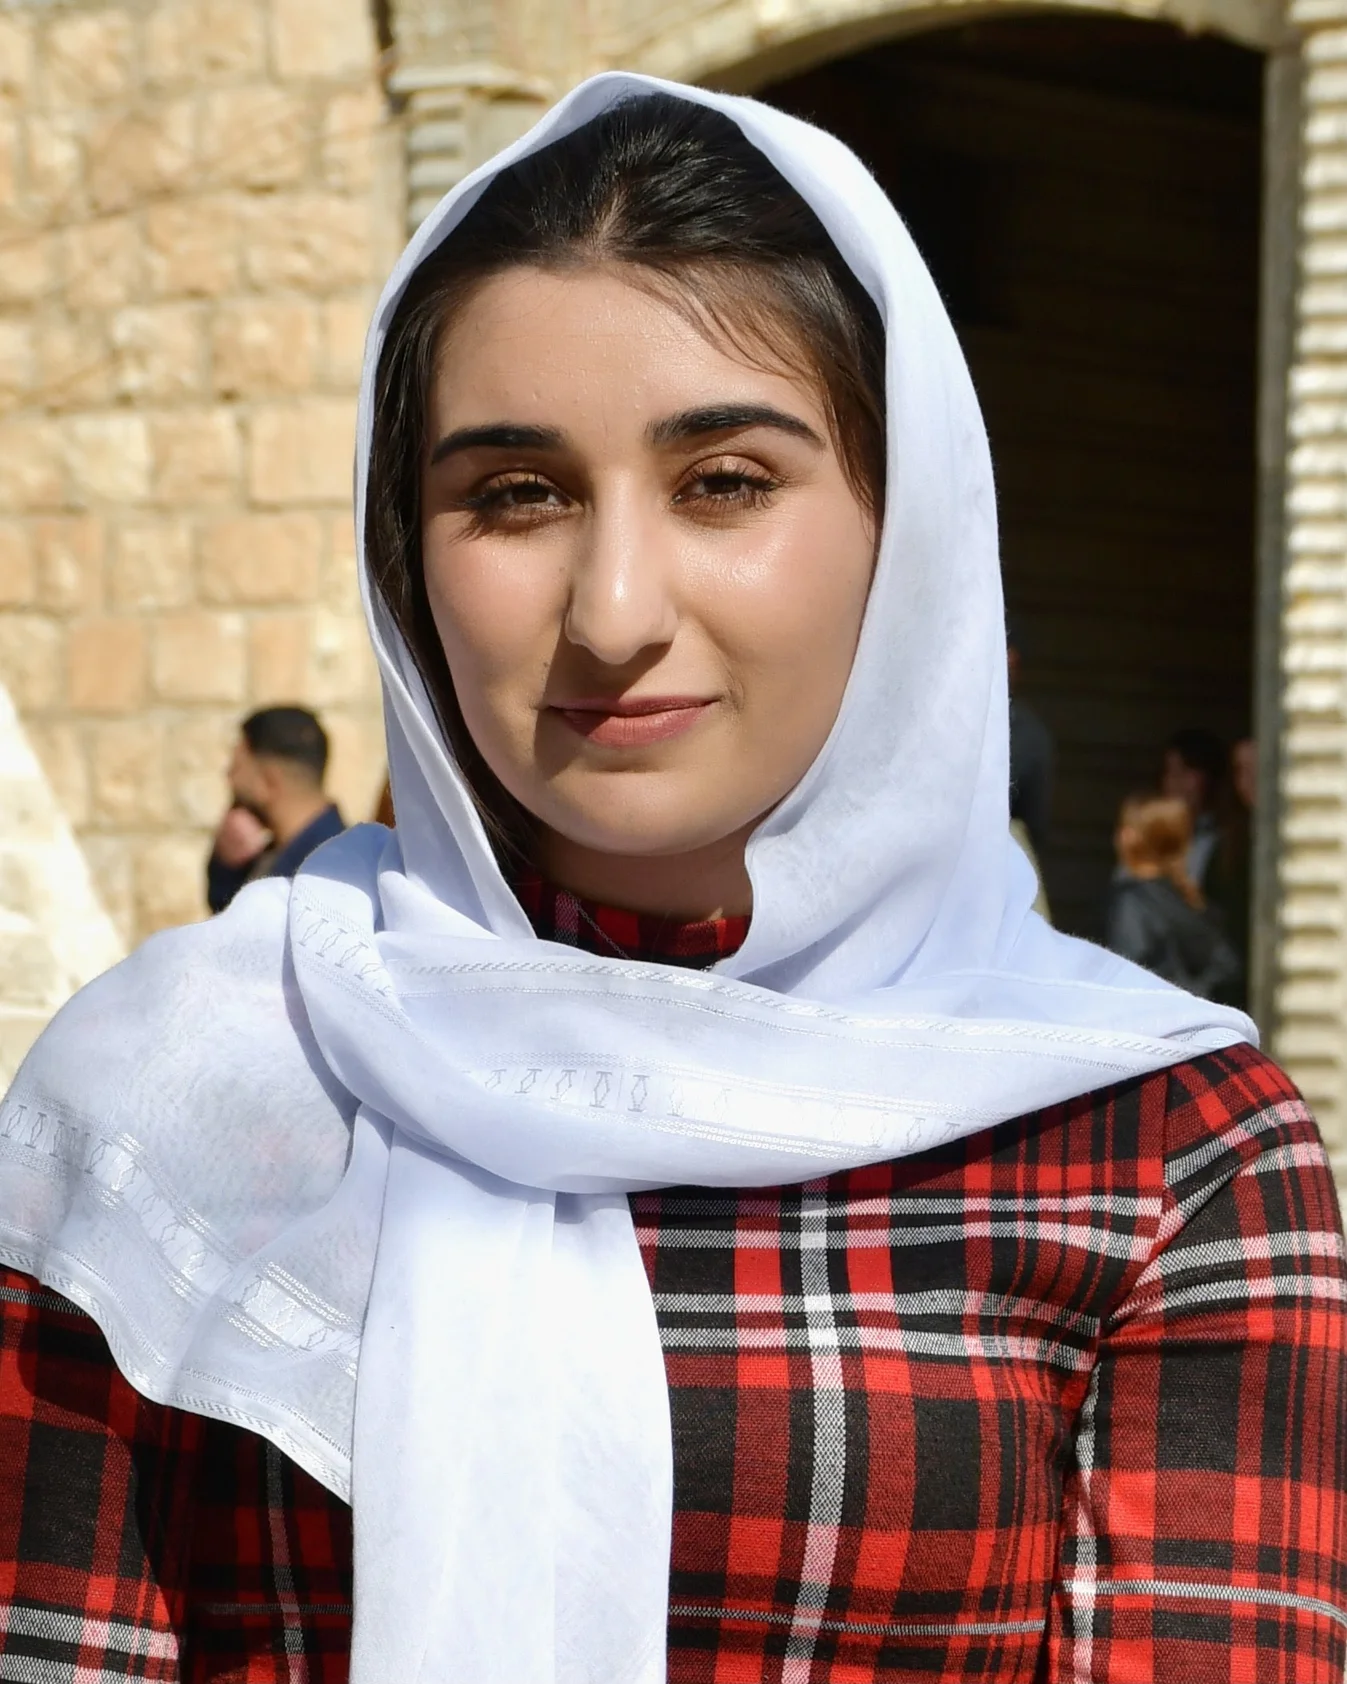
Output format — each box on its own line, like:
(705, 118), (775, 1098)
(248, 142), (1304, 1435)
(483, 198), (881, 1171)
(0, 232), (51, 305)
(68, 616), (147, 711)
(88, 100), (196, 216)
(0, 317), (33, 401)
(0, 18), (34, 103)
(0, 523), (33, 606)
(0, 116), (17, 211)
(324, 706), (384, 819)
(0, 614), (58, 708)
(90, 718), (169, 825)
(23, 111), (81, 208)
(211, 300), (318, 397)
(322, 87), (381, 191)
(199, 512), (321, 604)
(242, 192), (372, 290)
(271, 0), (375, 79)
(165, 710), (234, 825)
(146, 195), (241, 299)
(65, 413), (151, 505)
(322, 513), (360, 612)
(82, 834), (133, 946)
(247, 610), (310, 697)
(149, 410), (241, 505)
(320, 294), (370, 387)
(248, 399), (355, 505)
(151, 610), (245, 702)
(34, 516), (104, 613)
(111, 304), (207, 402)
(25, 719), (89, 827)
(0, 919), (64, 1010)
(144, 0), (265, 85)
(109, 521), (193, 609)
(201, 85), (312, 189)
(43, 11), (136, 106)
(308, 608), (374, 704)
(0, 418), (62, 510)
(65, 216), (142, 311)
(134, 833), (207, 934)
(38, 317), (115, 412)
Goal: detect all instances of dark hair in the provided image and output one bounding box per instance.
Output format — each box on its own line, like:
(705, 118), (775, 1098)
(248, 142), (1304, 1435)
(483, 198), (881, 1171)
(1167, 728), (1227, 791)
(365, 93), (887, 864)
(242, 705), (329, 782)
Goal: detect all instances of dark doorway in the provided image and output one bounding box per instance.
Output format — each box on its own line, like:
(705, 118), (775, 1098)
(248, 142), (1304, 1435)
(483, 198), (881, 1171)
(763, 18), (1263, 939)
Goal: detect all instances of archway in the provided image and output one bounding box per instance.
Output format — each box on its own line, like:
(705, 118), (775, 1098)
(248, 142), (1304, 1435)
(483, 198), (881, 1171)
(763, 16), (1263, 942)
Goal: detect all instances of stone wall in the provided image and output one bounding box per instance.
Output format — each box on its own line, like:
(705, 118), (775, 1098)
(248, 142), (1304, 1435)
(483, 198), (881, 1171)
(0, 0), (399, 947)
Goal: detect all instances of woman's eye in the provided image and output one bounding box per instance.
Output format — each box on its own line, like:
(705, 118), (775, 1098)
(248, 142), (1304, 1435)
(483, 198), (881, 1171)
(456, 476), (567, 525)
(676, 467), (781, 508)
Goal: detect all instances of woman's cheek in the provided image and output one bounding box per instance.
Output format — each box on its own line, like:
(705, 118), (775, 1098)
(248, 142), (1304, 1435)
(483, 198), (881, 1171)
(429, 541), (558, 690)
(716, 514), (869, 687)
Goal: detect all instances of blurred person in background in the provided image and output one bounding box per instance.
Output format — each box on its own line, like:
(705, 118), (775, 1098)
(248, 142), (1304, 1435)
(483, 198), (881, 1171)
(1106, 791), (1242, 1003)
(206, 705), (346, 912)
(1160, 726), (1226, 892)
(1213, 735), (1256, 996)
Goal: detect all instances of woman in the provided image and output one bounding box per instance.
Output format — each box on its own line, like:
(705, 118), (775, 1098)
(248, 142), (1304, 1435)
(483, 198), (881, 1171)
(1106, 792), (1242, 1003)
(0, 76), (1342, 1684)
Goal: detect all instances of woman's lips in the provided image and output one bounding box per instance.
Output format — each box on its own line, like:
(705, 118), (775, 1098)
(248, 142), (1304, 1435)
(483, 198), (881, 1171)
(550, 697), (714, 748)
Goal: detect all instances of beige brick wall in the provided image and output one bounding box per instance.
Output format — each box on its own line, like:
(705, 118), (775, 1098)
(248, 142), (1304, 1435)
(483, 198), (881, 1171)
(0, 0), (400, 946)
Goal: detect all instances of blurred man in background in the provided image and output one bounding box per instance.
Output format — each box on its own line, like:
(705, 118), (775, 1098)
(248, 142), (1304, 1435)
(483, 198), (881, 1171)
(207, 705), (345, 913)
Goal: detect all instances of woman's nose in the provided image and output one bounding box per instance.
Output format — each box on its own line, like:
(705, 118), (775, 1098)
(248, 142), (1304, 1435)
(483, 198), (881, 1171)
(563, 494), (678, 666)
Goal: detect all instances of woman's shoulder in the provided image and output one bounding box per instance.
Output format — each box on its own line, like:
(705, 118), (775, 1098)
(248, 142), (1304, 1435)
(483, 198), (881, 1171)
(1143, 1041), (1340, 1213)
(945, 1042), (1322, 1205)
(1154, 1040), (1308, 1150)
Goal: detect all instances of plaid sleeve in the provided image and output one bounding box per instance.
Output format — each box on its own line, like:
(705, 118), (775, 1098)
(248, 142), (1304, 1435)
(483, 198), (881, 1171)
(0, 1267), (353, 1682)
(1045, 1046), (1347, 1681)
(0, 1267), (197, 1680)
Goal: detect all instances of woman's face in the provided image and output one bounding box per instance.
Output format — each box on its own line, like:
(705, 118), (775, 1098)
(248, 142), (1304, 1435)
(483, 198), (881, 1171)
(420, 264), (877, 913)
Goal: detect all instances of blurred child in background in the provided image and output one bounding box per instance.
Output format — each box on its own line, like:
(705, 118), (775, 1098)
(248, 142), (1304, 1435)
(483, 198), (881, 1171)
(1106, 792), (1242, 1004)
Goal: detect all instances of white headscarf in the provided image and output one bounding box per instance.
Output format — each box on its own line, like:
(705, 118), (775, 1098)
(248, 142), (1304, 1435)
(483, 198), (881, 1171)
(0, 74), (1250, 1684)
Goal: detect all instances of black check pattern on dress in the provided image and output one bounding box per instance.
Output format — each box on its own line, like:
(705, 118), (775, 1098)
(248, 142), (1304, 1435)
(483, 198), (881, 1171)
(1, 881), (1343, 1681)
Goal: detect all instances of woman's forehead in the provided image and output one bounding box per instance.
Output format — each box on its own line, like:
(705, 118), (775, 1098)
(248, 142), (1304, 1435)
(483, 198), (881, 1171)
(427, 265), (834, 437)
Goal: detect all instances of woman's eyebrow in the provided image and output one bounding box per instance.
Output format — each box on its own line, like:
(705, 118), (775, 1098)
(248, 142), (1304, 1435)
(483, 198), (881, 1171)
(428, 422), (565, 464)
(647, 404), (824, 448)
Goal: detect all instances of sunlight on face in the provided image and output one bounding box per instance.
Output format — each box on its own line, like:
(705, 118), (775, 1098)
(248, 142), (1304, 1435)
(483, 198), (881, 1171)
(420, 265), (877, 915)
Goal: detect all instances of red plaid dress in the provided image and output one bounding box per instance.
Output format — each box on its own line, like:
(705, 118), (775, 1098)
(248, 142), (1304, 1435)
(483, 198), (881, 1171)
(1, 882), (1344, 1681)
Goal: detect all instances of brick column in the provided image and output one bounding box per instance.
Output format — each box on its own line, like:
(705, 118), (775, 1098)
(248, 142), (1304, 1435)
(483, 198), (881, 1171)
(1279, 3), (1347, 1186)
(385, 0), (571, 230)
(390, 63), (550, 230)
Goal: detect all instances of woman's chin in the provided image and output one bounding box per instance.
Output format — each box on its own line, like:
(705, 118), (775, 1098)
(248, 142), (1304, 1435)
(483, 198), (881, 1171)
(535, 793), (759, 868)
